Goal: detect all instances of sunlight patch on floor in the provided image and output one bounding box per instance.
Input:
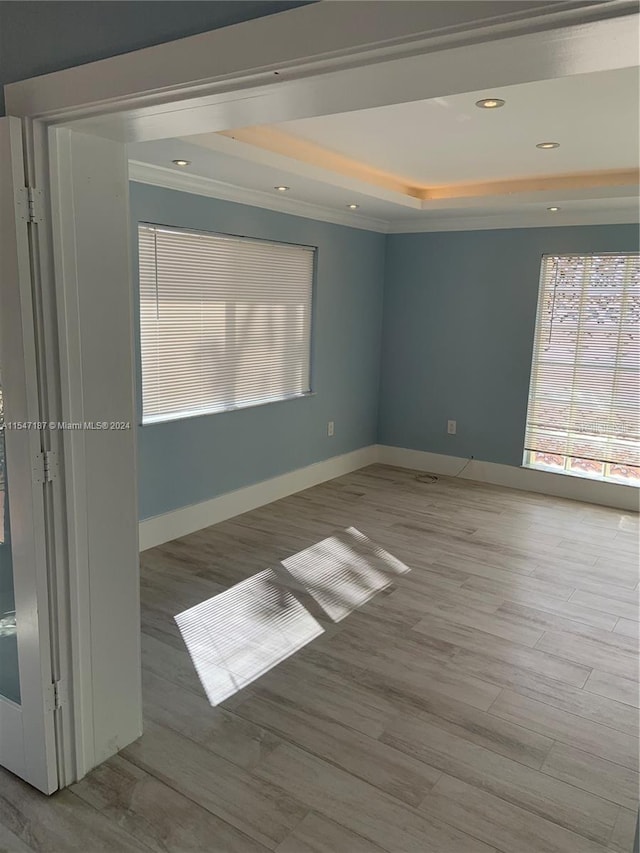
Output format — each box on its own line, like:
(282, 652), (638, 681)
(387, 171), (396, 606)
(281, 526), (410, 622)
(175, 567), (324, 705)
(175, 528), (410, 704)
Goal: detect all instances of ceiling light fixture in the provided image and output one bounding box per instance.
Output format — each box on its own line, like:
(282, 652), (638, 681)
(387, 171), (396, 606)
(347, 204), (360, 210)
(274, 185), (290, 192)
(475, 98), (505, 109)
(536, 142), (560, 149)
(172, 159), (191, 166)
(547, 207), (560, 212)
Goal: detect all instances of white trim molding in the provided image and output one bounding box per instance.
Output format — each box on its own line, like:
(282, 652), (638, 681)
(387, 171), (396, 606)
(378, 445), (640, 514)
(129, 161), (639, 235)
(139, 443), (638, 552)
(128, 161), (388, 232)
(385, 208), (640, 234)
(139, 445), (378, 550)
(8, 2), (636, 128)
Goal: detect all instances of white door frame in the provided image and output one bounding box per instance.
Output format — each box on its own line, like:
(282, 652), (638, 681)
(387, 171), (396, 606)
(0, 117), (58, 794)
(6, 0), (638, 137)
(3, 0), (638, 785)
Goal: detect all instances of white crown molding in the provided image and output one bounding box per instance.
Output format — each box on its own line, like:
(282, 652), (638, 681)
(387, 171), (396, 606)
(182, 131), (421, 210)
(130, 160), (638, 234)
(128, 160), (388, 233)
(386, 209), (640, 233)
(190, 128), (638, 215)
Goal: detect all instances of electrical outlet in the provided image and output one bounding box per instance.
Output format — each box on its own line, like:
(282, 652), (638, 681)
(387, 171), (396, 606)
(447, 419), (457, 435)
(327, 421), (335, 437)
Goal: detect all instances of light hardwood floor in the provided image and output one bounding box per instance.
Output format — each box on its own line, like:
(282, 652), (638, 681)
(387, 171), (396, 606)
(1, 464), (638, 852)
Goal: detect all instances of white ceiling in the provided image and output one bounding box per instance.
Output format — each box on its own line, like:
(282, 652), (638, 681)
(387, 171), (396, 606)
(274, 68), (639, 186)
(128, 67), (640, 232)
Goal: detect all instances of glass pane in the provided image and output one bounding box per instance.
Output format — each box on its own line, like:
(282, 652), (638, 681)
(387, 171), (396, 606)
(0, 383), (20, 704)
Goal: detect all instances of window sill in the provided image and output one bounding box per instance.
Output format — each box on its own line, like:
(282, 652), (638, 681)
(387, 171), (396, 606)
(141, 391), (316, 426)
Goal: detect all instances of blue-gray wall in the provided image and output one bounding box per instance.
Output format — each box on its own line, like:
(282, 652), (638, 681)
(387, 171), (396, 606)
(130, 182), (385, 520)
(0, 1), (311, 116)
(129, 185), (638, 520)
(379, 224), (640, 467)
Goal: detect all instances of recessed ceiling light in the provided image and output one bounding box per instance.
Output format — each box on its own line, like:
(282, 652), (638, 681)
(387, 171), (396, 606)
(547, 207), (560, 212)
(347, 203), (360, 210)
(536, 142), (560, 149)
(274, 186), (290, 192)
(475, 98), (505, 109)
(172, 159), (191, 166)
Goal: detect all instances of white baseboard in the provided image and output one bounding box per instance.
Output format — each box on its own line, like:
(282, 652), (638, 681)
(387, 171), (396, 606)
(138, 445), (378, 550)
(377, 445), (640, 514)
(139, 443), (638, 550)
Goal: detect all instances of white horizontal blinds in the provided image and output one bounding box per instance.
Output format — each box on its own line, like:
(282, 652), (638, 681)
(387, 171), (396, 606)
(525, 253), (640, 467)
(139, 224), (314, 423)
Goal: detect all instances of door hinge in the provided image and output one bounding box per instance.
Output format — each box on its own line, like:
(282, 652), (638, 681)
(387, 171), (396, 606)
(33, 450), (58, 484)
(45, 679), (65, 712)
(17, 186), (45, 224)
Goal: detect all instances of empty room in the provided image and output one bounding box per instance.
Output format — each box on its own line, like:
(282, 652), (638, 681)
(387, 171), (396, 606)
(0, 2), (639, 852)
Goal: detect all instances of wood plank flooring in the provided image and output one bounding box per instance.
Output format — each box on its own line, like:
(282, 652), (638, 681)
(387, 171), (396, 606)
(1, 464), (638, 852)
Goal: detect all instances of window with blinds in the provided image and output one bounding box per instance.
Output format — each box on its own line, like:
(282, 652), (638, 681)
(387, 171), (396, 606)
(524, 253), (640, 485)
(138, 224), (314, 424)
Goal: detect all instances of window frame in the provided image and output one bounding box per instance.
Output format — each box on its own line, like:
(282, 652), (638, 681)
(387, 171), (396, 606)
(522, 251), (640, 487)
(137, 221), (317, 426)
